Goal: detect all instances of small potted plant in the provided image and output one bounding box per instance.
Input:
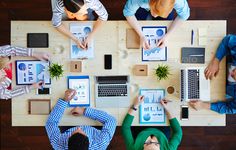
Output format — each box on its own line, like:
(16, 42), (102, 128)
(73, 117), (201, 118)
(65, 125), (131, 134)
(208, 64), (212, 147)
(155, 64), (171, 81)
(49, 63), (64, 80)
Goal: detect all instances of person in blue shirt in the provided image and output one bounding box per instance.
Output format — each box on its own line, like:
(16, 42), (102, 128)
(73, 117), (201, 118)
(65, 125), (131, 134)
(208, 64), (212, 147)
(123, 0), (190, 49)
(45, 89), (117, 150)
(189, 34), (236, 114)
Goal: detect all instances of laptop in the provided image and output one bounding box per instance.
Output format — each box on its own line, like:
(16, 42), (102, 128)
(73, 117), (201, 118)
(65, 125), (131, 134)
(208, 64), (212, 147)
(180, 67), (210, 101)
(95, 75), (130, 107)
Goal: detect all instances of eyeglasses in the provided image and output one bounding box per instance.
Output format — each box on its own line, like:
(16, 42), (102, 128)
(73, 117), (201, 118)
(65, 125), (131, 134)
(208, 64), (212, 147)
(144, 141), (160, 146)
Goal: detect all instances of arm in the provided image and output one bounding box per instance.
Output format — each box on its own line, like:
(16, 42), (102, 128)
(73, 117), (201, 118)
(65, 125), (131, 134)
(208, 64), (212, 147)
(83, 0), (108, 48)
(215, 34), (236, 61)
(0, 78), (43, 100)
(45, 99), (68, 149)
(0, 45), (32, 57)
(121, 113), (135, 149)
(84, 107), (117, 148)
(157, 0), (190, 47)
(168, 118), (183, 149)
(160, 99), (182, 148)
(205, 35), (236, 79)
(121, 96), (144, 149)
(211, 100), (236, 114)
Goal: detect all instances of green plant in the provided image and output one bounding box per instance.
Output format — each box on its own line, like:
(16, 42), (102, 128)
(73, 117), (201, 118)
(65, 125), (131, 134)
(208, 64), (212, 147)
(155, 64), (171, 81)
(49, 63), (64, 80)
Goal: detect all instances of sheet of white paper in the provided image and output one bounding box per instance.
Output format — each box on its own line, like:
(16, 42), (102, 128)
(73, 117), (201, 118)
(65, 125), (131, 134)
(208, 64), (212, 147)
(139, 89), (165, 123)
(142, 27), (167, 61)
(70, 23), (94, 59)
(198, 28), (207, 37)
(16, 61), (50, 85)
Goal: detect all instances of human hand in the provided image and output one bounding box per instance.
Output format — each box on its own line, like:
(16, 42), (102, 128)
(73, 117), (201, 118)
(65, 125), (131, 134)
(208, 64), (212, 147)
(160, 98), (172, 111)
(133, 96), (144, 108)
(204, 58), (220, 80)
(140, 36), (150, 50)
(33, 51), (50, 61)
(63, 89), (76, 102)
(30, 81), (44, 90)
(0, 70), (6, 79)
(71, 107), (85, 116)
(156, 35), (167, 48)
(75, 39), (86, 50)
(82, 34), (92, 50)
(189, 100), (210, 110)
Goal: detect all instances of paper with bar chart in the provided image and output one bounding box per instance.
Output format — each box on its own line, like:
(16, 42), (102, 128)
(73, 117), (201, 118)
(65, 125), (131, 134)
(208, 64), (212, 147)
(139, 89), (165, 124)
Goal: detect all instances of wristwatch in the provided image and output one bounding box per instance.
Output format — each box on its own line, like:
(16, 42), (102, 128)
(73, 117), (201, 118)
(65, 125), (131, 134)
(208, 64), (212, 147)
(131, 105), (137, 111)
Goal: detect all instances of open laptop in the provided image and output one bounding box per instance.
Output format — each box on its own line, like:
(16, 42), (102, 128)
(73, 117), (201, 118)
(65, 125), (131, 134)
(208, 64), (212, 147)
(95, 75), (130, 107)
(180, 67), (210, 101)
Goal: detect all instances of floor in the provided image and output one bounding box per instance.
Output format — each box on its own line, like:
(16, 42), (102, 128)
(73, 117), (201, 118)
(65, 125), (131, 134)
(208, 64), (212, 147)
(1, 0), (236, 149)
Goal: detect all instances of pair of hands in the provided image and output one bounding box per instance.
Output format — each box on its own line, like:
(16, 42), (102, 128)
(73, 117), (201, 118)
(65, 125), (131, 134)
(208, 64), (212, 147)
(75, 34), (92, 50)
(140, 34), (167, 50)
(133, 96), (172, 113)
(63, 89), (85, 116)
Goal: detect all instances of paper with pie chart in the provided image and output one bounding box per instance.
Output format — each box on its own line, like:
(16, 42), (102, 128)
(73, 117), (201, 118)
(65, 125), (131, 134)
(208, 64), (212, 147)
(16, 60), (50, 85)
(142, 26), (167, 61)
(139, 89), (165, 124)
(70, 23), (94, 59)
(68, 76), (90, 106)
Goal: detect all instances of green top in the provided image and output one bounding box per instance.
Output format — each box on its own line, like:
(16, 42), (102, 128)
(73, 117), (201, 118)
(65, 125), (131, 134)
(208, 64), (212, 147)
(121, 114), (182, 150)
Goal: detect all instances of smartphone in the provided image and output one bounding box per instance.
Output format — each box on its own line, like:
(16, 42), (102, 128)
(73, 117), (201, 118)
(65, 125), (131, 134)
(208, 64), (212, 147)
(181, 105), (189, 120)
(36, 88), (51, 95)
(27, 33), (49, 48)
(104, 55), (112, 69)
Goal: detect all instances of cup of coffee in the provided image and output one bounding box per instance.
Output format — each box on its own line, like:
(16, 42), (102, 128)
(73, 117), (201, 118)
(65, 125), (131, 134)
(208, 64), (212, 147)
(167, 86), (175, 94)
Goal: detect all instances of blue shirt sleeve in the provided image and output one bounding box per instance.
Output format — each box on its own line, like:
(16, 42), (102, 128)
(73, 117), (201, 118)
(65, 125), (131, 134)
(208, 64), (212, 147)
(45, 99), (68, 149)
(123, 0), (142, 17)
(84, 108), (117, 149)
(215, 34), (236, 65)
(210, 99), (236, 114)
(174, 0), (190, 20)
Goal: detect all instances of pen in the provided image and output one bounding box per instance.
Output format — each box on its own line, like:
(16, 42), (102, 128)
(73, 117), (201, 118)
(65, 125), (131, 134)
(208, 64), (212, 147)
(41, 75), (44, 90)
(191, 30), (194, 45)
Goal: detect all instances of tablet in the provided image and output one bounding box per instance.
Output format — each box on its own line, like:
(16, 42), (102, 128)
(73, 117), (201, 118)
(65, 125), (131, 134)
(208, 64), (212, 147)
(27, 33), (49, 48)
(67, 76), (90, 107)
(16, 60), (51, 85)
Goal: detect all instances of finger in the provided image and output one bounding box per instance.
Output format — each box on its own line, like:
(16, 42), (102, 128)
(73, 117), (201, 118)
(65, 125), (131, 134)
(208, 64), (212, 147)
(145, 42), (150, 49)
(143, 43), (148, 50)
(215, 70), (219, 77)
(205, 70), (211, 80)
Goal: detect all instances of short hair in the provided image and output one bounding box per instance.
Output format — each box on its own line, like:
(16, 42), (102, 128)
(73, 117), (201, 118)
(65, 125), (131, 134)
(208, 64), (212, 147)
(149, 0), (175, 18)
(63, 0), (85, 13)
(68, 133), (89, 150)
(0, 57), (10, 70)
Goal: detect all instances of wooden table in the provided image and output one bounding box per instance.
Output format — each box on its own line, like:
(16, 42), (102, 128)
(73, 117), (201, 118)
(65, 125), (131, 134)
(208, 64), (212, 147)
(11, 21), (226, 126)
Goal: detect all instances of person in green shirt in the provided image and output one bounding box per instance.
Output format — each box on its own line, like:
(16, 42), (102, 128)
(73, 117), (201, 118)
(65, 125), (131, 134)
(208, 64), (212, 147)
(121, 96), (182, 150)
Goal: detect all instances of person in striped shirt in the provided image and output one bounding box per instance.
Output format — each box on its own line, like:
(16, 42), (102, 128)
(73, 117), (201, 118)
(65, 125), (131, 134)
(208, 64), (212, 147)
(52, 0), (108, 50)
(45, 89), (117, 150)
(0, 45), (50, 100)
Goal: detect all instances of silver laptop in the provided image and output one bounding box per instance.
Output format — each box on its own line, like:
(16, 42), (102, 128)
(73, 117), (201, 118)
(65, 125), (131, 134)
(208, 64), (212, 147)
(95, 76), (130, 107)
(180, 67), (210, 101)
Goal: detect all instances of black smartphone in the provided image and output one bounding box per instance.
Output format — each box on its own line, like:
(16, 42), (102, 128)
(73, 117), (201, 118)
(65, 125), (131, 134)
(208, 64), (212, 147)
(181, 105), (189, 120)
(36, 88), (51, 95)
(27, 33), (49, 48)
(104, 55), (112, 69)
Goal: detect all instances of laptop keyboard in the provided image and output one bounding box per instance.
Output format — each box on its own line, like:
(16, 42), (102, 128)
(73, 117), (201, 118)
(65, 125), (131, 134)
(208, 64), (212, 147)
(98, 85), (127, 97)
(188, 69), (200, 99)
